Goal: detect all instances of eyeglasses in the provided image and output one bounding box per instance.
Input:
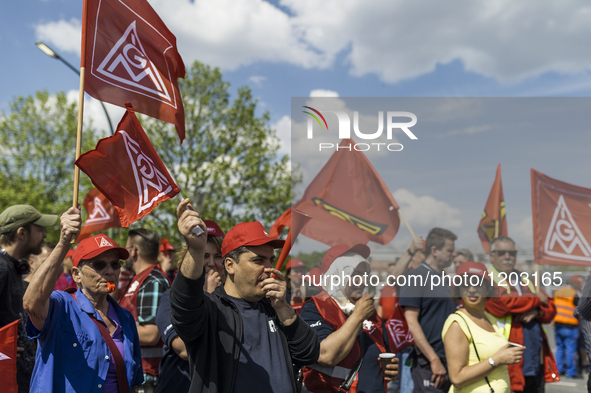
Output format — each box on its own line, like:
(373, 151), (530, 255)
(491, 250), (517, 257)
(81, 260), (123, 271)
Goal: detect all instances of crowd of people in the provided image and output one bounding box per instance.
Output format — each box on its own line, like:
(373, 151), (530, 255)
(1, 201), (591, 393)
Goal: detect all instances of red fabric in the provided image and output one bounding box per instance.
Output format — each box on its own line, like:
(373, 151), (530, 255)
(378, 286), (397, 320)
(531, 169), (591, 266)
(75, 103), (180, 227)
(485, 286), (559, 391)
(384, 299), (414, 354)
(478, 164), (508, 253)
(292, 139), (400, 247)
(269, 208), (290, 238)
(83, 0), (186, 142)
(303, 293), (387, 393)
(119, 264), (167, 376)
(0, 320), (19, 393)
(54, 272), (77, 291)
(115, 269), (135, 301)
(221, 222), (284, 257)
(78, 188), (121, 241)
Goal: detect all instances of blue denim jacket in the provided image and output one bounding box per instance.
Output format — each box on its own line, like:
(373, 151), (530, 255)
(26, 288), (144, 392)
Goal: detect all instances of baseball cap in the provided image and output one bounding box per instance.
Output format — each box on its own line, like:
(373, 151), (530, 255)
(65, 249), (75, 259)
(221, 221), (284, 257)
(321, 244), (370, 273)
(72, 234), (129, 267)
(286, 258), (305, 270)
(159, 238), (176, 253)
(456, 261), (489, 281)
(204, 220), (224, 237)
(0, 205), (58, 234)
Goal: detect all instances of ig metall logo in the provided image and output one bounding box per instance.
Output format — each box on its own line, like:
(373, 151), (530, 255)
(303, 106), (417, 152)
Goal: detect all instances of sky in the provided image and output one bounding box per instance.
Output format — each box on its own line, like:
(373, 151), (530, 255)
(2, 0), (591, 256)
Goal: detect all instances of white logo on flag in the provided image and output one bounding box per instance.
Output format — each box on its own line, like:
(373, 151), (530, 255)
(544, 195), (591, 262)
(86, 196), (111, 224)
(121, 131), (173, 213)
(386, 319), (413, 349)
(94, 21), (175, 107)
(0, 351), (10, 361)
(95, 236), (113, 248)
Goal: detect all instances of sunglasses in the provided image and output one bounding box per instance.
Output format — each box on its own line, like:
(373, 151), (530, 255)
(81, 260), (123, 271)
(491, 250), (517, 257)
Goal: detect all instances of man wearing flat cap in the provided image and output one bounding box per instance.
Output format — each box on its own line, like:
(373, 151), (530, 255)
(170, 199), (320, 393)
(0, 204), (57, 392)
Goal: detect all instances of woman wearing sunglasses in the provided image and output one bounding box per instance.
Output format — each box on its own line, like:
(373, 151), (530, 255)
(24, 207), (143, 392)
(442, 262), (524, 393)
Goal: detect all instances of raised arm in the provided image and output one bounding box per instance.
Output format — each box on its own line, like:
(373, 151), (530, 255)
(23, 207), (81, 331)
(175, 199), (206, 279)
(390, 237), (423, 278)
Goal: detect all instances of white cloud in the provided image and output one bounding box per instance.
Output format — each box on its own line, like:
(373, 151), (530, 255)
(65, 90), (125, 137)
(310, 89), (339, 97)
(248, 75), (267, 86)
(512, 216), (533, 249)
(393, 188), (462, 230)
(34, 1), (591, 85)
(271, 115), (291, 156)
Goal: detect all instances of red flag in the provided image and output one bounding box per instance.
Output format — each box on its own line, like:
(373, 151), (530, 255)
(531, 169), (591, 266)
(269, 208), (291, 239)
(77, 188), (121, 241)
(294, 139), (400, 247)
(83, 0), (186, 142)
(478, 164), (508, 253)
(385, 302), (414, 354)
(76, 103), (180, 227)
(0, 320), (19, 393)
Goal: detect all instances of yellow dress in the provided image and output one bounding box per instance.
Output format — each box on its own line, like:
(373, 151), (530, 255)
(442, 312), (511, 393)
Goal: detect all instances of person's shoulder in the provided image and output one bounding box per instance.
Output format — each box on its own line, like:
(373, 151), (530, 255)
(0, 255), (10, 274)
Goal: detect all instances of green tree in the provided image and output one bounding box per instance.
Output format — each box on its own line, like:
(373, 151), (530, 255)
(130, 61), (298, 246)
(0, 90), (99, 240)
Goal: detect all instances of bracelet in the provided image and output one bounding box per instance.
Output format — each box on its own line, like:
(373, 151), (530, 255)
(407, 248), (416, 256)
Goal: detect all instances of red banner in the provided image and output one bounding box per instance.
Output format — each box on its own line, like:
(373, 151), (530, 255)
(78, 188), (121, 241)
(291, 138), (400, 247)
(83, 0), (186, 142)
(76, 103), (180, 227)
(385, 302), (414, 354)
(531, 169), (591, 266)
(478, 164), (508, 253)
(269, 207), (290, 239)
(0, 320), (19, 393)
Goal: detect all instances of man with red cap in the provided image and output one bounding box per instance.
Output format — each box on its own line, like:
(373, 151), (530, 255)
(157, 238), (177, 282)
(170, 199), (320, 393)
(300, 244), (398, 392)
(23, 207), (143, 392)
(286, 258), (306, 305)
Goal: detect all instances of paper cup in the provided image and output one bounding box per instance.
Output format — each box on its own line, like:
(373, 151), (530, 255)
(378, 352), (396, 374)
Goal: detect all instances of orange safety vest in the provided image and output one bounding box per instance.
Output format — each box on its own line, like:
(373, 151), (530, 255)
(553, 287), (578, 326)
(119, 264), (169, 376)
(303, 294), (387, 393)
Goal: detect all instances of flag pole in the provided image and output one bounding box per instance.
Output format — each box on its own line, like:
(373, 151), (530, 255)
(398, 208), (416, 240)
(494, 220), (499, 239)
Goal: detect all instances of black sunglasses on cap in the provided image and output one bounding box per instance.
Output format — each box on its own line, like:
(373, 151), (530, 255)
(80, 260), (123, 271)
(491, 250), (517, 257)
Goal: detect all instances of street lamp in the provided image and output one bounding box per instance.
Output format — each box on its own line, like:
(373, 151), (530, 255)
(35, 41), (115, 135)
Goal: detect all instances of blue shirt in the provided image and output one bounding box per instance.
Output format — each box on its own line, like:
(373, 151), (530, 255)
(26, 289), (144, 393)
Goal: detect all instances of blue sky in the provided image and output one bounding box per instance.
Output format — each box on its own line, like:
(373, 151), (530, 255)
(2, 0), (591, 255)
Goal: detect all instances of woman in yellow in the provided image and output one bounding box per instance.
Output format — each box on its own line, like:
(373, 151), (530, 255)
(442, 262), (524, 393)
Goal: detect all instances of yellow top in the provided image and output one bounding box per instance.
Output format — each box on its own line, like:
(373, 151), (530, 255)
(442, 312), (511, 393)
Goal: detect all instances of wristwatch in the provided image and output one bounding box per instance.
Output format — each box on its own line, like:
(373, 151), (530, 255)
(488, 357), (497, 368)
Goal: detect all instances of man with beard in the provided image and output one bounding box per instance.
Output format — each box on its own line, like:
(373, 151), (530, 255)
(399, 227), (457, 393)
(0, 204), (57, 392)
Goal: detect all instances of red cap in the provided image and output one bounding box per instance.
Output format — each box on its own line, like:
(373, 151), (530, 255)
(286, 258), (305, 270)
(204, 220), (224, 237)
(221, 222), (284, 257)
(303, 267), (323, 285)
(321, 244), (370, 273)
(65, 249), (75, 259)
(456, 261), (489, 281)
(159, 238), (176, 253)
(72, 235), (129, 267)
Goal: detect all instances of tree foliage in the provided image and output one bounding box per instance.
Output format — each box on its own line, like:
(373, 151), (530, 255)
(135, 61), (298, 246)
(0, 90), (98, 240)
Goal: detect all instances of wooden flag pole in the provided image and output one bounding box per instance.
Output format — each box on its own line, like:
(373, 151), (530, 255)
(398, 208), (416, 240)
(72, 67), (86, 209)
(494, 220), (499, 239)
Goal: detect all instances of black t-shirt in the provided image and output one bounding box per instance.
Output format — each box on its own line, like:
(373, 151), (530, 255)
(398, 262), (456, 359)
(300, 300), (388, 393)
(228, 296), (293, 393)
(155, 289), (191, 393)
(0, 251), (35, 392)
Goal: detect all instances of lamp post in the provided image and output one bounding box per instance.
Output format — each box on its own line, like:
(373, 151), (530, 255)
(35, 41), (115, 135)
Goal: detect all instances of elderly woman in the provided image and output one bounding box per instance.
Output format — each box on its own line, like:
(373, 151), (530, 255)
(23, 207), (143, 392)
(443, 262), (524, 393)
(300, 244), (398, 392)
